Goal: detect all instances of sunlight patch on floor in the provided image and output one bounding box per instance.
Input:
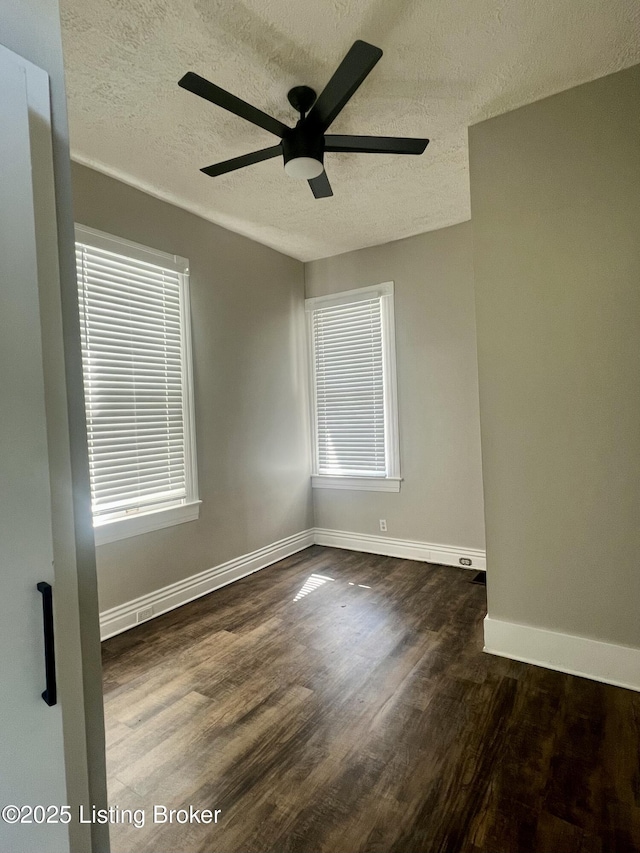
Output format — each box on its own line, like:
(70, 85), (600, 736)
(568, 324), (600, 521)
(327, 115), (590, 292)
(293, 573), (334, 602)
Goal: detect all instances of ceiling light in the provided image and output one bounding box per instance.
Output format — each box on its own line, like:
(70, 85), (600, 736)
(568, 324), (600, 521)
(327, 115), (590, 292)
(284, 157), (324, 180)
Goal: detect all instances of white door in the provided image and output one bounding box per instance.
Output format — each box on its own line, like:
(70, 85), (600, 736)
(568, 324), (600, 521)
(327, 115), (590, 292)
(0, 46), (71, 853)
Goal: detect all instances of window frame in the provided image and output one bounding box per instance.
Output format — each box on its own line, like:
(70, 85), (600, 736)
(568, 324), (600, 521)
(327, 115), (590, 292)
(305, 281), (401, 492)
(75, 224), (200, 545)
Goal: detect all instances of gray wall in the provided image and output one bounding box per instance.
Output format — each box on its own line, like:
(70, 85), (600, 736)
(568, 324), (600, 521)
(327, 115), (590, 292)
(469, 64), (640, 648)
(72, 164), (313, 612)
(305, 223), (486, 551)
(1, 5), (108, 851)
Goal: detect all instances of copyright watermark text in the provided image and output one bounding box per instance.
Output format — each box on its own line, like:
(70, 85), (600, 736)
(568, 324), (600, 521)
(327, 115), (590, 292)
(1, 804), (221, 829)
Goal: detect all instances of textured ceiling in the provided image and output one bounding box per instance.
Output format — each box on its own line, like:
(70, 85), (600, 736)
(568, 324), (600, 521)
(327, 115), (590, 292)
(60, 0), (640, 261)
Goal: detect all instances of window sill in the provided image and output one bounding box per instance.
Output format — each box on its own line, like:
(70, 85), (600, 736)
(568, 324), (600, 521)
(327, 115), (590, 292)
(93, 500), (201, 546)
(311, 476), (401, 493)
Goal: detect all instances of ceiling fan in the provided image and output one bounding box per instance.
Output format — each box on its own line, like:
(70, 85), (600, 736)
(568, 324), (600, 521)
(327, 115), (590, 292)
(178, 40), (429, 198)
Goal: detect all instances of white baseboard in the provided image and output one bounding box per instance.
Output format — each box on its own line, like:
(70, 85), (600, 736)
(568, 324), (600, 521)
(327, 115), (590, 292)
(484, 616), (640, 693)
(100, 527), (485, 640)
(99, 528), (314, 639)
(313, 527), (486, 571)
(100, 527), (639, 694)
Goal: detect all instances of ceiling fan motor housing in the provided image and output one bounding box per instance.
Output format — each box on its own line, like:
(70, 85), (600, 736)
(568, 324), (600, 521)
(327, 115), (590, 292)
(282, 125), (325, 173)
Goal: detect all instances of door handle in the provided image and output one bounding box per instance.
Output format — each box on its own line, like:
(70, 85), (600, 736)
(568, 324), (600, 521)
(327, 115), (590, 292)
(36, 582), (57, 707)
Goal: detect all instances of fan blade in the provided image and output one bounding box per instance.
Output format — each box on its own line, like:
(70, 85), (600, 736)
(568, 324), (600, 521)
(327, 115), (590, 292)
(304, 41), (383, 132)
(325, 135), (429, 155)
(179, 72), (290, 138)
(201, 145), (282, 177)
(309, 170), (333, 199)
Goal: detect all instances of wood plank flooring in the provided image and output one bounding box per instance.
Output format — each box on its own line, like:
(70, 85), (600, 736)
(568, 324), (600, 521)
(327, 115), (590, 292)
(102, 546), (640, 853)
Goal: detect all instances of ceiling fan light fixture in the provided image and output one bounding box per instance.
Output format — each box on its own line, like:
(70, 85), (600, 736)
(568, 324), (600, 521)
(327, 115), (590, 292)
(284, 156), (324, 180)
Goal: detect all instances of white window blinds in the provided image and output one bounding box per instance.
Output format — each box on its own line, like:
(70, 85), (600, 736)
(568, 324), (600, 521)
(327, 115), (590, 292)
(308, 283), (399, 482)
(76, 228), (195, 524)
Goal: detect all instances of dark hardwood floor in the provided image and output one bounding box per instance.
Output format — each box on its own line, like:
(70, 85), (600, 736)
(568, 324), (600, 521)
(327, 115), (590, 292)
(102, 545), (640, 853)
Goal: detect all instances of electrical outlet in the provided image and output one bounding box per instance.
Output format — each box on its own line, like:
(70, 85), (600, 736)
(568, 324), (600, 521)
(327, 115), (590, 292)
(379, 519), (387, 532)
(459, 557), (472, 567)
(136, 606), (153, 623)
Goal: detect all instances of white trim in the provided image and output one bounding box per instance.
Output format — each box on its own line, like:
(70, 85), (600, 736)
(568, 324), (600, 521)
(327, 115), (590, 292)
(75, 223), (188, 274)
(99, 526), (640, 694)
(381, 289), (401, 479)
(99, 529), (314, 638)
(94, 500), (201, 546)
(313, 527), (486, 569)
(312, 475), (401, 492)
(305, 281), (401, 481)
(305, 281), (393, 310)
(75, 224), (199, 529)
(483, 617), (640, 693)
(179, 267), (199, 506)
(305, 306), (319, 475)
(99, 527), (484, 639)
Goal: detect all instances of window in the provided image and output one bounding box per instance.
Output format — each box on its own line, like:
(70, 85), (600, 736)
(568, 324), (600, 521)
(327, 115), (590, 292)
(306, 282), (401, 492)
(75, 225), (199, 544)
